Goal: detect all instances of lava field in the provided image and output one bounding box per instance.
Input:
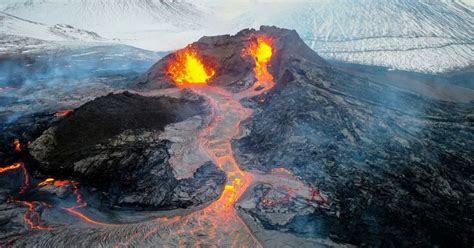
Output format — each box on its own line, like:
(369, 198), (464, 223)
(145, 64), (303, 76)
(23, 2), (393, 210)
(0, 26), (473, 247)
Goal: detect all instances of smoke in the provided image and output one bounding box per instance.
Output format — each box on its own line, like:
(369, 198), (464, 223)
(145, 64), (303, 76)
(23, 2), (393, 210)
(0, 45), (164, 124)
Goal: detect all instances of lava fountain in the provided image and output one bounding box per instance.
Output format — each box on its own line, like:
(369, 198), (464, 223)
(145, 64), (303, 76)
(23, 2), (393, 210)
(3, 33), (328, 247)
(243, 36), (274, 89)
(166, 46), (215, 85)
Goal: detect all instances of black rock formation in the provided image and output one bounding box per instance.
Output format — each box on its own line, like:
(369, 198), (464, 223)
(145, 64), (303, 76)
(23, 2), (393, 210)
(231, 27), (474, 247)
(1, 25), (472, 247)
(29, 90), (225, 209)
(134, 26), (327, 93)
(132, 25), (474, 246)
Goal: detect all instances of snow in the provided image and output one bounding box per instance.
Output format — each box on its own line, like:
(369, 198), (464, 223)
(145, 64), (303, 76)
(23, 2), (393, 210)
(0, 0), (473, 73)
(457, 0), (474, 8)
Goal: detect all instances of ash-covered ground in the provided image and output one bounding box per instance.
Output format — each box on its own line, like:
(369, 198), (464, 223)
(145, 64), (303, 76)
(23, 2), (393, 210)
(0, 26), (473, 247)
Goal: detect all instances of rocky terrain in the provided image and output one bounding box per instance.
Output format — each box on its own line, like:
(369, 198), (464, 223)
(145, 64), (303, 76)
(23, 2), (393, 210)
(137, 26), (474, 247)
(28, 90), (225, 209)
(0, 26), (472, 247)
(232, 28), (474, 247)
(136, 26), (326, 92)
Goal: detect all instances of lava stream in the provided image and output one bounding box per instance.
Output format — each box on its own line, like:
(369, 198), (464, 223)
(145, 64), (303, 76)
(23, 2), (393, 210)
(2, 36), (329, 247)
(13, 200), (53, 231)
(0, 162), (22, 173)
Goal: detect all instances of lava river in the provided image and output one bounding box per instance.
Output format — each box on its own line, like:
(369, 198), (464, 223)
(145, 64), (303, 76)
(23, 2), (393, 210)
(6, 36), (327, 247)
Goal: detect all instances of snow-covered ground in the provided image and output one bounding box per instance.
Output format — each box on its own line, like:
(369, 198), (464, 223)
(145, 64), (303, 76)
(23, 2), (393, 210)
(0, 0), (473, 73)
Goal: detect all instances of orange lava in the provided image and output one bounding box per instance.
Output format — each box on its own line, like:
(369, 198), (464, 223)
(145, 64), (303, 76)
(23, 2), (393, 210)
(14, 200), (53, 231)
(0, 137), (117, 232)
(2, 160), (52, 230)
(36, 177), (116, 226)
(141, 38), (278, 246)
(54, 109), (74, 117)
(38, 178), (113, 226)
(1, 37), (328, 246)
(38, 178), (73, 187)
(0, 161), (30, 195)
(37, 178), (55, 187)
(19, 163), (30, 194)
(0, 149), (53, 232)
(243, 35), (274, 85)
(166, 46), (215, 85)
(0, 162), (22, 173)
(60, 180), (118, 227)
(14, 139), (22, 152)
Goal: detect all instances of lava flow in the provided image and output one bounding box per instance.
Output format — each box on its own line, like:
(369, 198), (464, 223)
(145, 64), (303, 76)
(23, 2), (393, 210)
(137, 35), (280, 246)
(13, 139), (22, 152)
(0, 162), (22, 173)
(243, 35), (274, 89)
(1, 140), (111, 233)
(54, 109), (74, 117)
(13, 200), (53, 231)
(166, 46), (215, 85)
(1, 35), (328, 247)
(111, 36), (278, 247)
(2, 160), (52, 231)
(38, 178), (117, 227)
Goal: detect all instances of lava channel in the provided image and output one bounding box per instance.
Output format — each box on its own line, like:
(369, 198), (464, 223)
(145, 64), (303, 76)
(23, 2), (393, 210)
(2, 36), (328, 247)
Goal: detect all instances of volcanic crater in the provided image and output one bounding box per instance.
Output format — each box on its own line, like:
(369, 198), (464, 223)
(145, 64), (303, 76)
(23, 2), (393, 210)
(0, 26), (472, 247)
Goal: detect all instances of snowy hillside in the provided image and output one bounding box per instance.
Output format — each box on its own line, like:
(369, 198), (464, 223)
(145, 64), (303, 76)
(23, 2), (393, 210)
(0, 0), (473, 73)
(0, 11), (104, 42)
(220, 0), (474, 73)
(0, 0), (210, 50)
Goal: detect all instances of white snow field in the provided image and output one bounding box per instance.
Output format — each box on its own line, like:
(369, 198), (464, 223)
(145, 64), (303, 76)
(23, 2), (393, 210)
(0, 0), (473, 73)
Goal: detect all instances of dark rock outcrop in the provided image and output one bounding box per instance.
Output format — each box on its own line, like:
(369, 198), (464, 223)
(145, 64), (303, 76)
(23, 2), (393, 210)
(232, 27), (474, 247)
(1, 25), (472, 247)
(29, 90), (225, 209)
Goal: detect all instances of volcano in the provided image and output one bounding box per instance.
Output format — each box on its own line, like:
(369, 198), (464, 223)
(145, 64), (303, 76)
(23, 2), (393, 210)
(0, 26), (473, 247)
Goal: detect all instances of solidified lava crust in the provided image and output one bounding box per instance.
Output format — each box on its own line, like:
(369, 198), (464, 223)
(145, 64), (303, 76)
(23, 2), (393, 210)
(0, 26), (472, 248)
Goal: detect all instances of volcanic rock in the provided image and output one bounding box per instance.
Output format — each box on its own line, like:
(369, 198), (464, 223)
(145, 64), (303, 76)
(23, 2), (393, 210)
(1, 25), (472, 247)
(129, 25), (474, 246)
(135, 26), (327, 93)
(230, 27), (474, 247)
(29, 90), (225, 209)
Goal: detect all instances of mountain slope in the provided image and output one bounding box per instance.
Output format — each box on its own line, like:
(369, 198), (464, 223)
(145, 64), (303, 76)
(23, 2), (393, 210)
(223, 0), (474, 73)
(0, 0), (210, 50)
(1, 0), (473, 72)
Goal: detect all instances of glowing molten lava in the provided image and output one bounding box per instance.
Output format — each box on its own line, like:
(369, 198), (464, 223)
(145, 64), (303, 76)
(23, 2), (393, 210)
(244, 36), (274, 84)
(167, 46), (215, 85)
(14, 200), (53, 231)
(55, 109), (74, 117)
(0, 35), (330, 246)
(0, 162), (22, 173)
(14, 139), (22, 152)
(38, 178), (71, 187)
